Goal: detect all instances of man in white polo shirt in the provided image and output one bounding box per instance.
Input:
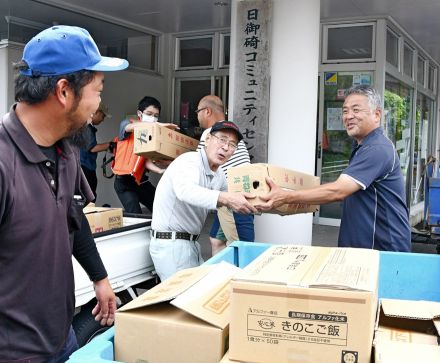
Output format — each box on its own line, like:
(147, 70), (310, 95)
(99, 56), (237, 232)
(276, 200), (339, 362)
(150, 121), (257, 281)
(196, 95), (255, 256)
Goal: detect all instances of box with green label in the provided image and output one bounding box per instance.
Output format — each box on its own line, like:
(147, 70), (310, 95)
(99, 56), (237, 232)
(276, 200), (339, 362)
(227, 163), (320, 215)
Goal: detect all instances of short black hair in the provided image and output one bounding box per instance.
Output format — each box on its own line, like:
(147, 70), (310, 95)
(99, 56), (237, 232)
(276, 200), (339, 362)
(14, 60), (95, 104)
(137, 96), (161, 113)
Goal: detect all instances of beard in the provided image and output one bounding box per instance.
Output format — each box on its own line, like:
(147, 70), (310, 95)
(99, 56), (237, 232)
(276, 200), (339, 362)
(67, 123), (89, 148)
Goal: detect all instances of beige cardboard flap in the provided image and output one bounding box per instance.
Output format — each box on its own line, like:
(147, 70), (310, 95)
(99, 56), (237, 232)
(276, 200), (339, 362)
(118, 265), (213, 311)
(234, 245), (317, 285)
(172, 261), (242, 329)
(306, 248), (380, 291)
(375, 341), (440, 362)
(235, 245), (379, 292)
(266, 164), (320, 189)
(375, 325), (439, 345)
(381, 298), (440, 320)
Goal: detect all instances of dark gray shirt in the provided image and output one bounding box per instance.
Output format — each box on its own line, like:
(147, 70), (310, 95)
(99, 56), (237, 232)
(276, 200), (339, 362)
(0, 106), (104, 362)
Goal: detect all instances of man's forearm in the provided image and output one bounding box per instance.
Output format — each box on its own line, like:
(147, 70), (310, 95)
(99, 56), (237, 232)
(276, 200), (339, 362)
(284, 178), (358, 205)
(90, 142), (110, 153)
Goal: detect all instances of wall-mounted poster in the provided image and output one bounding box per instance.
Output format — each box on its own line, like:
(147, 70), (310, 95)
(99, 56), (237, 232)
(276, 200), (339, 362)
(327, 107), (344, 130)
(325, 72), (337, 85)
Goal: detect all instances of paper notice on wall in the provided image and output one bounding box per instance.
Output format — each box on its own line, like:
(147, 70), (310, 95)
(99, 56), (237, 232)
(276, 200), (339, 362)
(422, 120), (428, 159)
(353, 75), (361, 85)
(327, 108), (344, 131)
(396, 139), (405, 151)
(402, 127), (411, 139)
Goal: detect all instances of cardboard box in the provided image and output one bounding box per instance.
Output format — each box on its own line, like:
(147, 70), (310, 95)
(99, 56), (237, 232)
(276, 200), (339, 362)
(374, 298), (440, 362)
(220, 351), (246, 362)
(115, 261), (241, 363)
(229, 245), (379, 363)
(133, 122), (198, 160)
(227, 164), (320, 215)
(83, 205), (123, 233)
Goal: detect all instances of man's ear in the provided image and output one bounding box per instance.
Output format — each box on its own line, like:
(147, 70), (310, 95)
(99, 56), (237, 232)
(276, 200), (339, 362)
(55, 78), (70, 106)
(205, 133), (212, 145)
(375, 108), (382, 124)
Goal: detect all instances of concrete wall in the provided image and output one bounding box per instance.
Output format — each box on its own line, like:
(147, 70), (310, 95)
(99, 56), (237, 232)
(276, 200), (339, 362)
(0, 45), (7, 116)
(0, 42), (23, 116)
(94, 69), (168, 208)
(230, 0), (321, 245)
(0, 41), (170, 209)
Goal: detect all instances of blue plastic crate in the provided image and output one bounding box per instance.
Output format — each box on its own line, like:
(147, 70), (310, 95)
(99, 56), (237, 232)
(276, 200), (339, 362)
(67, 241), (440, 362)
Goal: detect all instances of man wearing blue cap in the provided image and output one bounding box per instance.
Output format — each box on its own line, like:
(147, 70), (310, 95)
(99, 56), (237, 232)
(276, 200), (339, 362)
(0, 26), (128, 362)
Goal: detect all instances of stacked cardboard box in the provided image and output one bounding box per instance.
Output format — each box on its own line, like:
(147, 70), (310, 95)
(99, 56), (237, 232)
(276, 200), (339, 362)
(229, 245), (379, 363)
(83, 205), (123, 233)
(133, 123), (198, 160)
(114, 262), (241, 363)
(227, 164), (320, 215)
(374, 299), (440, 362)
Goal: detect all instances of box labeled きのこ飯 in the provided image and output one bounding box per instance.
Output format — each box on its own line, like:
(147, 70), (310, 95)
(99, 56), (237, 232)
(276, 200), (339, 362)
(115, 261), (241, 363)
(133, 122), (198, 160)
(227, 164), (320, 215)
(229, 245), (379, 363)
(83, 205), (123, 233)
(373, 298), (440, 363)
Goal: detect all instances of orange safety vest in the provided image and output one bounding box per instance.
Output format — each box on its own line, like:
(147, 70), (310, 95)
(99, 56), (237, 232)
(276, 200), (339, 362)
(112, 132), (145, 185)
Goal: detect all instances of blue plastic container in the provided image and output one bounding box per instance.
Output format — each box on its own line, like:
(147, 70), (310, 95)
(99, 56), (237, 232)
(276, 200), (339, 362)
(67, 241), (440, 362)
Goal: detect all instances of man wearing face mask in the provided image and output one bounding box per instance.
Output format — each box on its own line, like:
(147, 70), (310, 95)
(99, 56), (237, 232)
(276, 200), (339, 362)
(113, 96), (174, 214)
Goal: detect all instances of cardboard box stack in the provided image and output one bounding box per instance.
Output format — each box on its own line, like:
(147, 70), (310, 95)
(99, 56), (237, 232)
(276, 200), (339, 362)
(229, 245), (379, 363)
(227, 164), (320, 215)
(114, 261), (241, 363)
(133, 122), (198, 160)
(83, 204), (123, 233)
(374, 299), (440, 362)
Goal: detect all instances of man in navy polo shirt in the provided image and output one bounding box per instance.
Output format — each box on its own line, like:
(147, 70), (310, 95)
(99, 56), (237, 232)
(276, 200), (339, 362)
(80, 102), (112, 202)
(256, 85), (411, 252)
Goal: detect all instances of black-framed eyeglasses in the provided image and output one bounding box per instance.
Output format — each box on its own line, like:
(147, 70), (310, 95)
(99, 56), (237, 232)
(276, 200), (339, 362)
(195, 107), (208, 114)
(210, 133), (238, 150)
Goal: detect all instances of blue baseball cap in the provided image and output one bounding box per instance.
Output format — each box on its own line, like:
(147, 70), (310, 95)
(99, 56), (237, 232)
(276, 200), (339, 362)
(20, 25), (129, 76)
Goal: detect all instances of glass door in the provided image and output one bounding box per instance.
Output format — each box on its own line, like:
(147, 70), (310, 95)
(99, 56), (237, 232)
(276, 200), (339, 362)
(412, 92), (434, 206)
(316, 71), (374, 225)
(173, 76), (229, 139)
(383, 75), (414, 205)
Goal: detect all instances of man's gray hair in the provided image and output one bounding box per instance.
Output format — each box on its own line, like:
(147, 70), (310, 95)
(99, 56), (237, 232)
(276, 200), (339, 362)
(346, 85), (382, 111)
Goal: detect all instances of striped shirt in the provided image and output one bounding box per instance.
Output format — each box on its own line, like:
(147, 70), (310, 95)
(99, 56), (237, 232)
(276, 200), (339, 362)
(197, 127), (250, 177)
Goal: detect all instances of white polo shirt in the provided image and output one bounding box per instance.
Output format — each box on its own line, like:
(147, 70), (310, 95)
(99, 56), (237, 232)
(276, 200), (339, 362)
(151, 147), (227, 235)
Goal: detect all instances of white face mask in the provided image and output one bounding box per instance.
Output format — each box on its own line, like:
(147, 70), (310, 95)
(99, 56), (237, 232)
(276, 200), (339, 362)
(141, 114), (158, 123)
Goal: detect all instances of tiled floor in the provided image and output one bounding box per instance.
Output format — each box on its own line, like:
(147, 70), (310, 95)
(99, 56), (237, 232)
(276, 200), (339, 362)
(199, 213), (439, 261)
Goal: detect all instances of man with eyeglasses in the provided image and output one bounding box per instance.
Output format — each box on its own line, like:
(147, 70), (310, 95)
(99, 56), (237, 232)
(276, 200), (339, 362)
(149, 121), (258, 281)
(257, 85), (411, 252)
(196, 95), (255, 255)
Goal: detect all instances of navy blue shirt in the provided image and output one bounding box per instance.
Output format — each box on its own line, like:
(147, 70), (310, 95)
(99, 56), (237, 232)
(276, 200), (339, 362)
(119, 118), (131, 140)
(338, 128), (411, 252)
(80, 124), (98, 170)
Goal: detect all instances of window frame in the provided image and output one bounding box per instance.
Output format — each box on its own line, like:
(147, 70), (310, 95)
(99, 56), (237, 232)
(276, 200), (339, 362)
(175, 34), (215, 70)
(322, 22), (376, 63)
(219, 33), (230, 69)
